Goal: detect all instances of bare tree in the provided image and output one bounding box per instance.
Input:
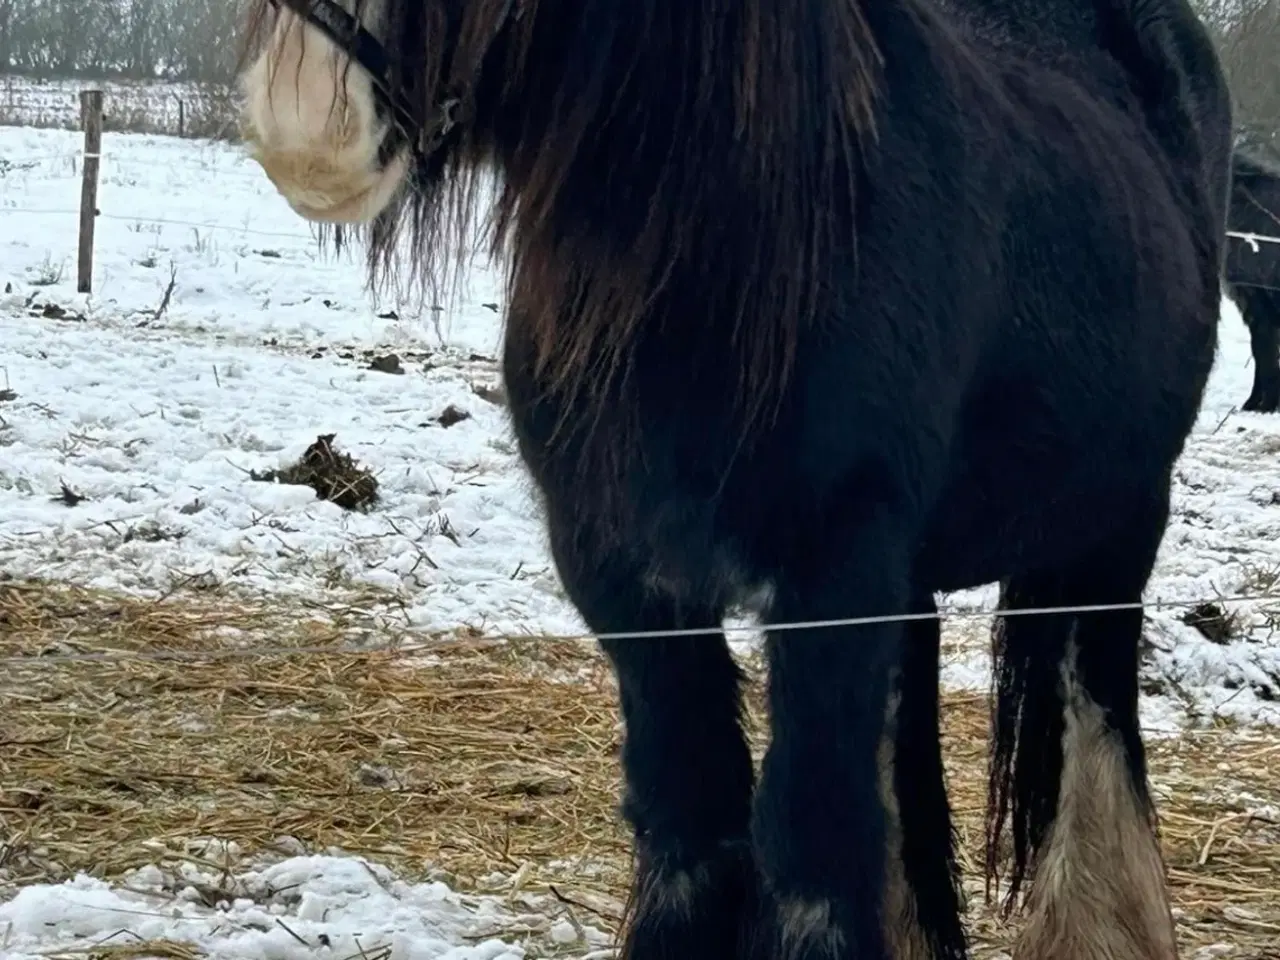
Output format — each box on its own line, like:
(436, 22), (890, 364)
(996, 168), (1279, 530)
(0, 0), (18, 72)
(1197, 0), (1280, 148)
(1, 0), (242, 83)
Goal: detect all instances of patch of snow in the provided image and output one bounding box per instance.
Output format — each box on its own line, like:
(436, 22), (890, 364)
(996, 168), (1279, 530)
(0, 855), (611, 959)
(0, 125), (579, 639)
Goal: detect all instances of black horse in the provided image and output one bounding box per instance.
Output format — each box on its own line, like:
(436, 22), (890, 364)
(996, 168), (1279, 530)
(1226, 147), (1280, 412)
(238, 0), (1232, 957)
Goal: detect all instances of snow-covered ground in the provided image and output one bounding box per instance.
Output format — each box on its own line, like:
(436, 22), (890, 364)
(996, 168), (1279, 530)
(3, 125), (1280, 956)
(0, 125), (580, 638)
(0, 854), (615, 960)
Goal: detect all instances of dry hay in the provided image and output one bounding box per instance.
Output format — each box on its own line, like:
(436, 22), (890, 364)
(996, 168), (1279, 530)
(1, 580), (1279, 958)
(1182, 601), (1244, 646)
(250, 433), (379, 511)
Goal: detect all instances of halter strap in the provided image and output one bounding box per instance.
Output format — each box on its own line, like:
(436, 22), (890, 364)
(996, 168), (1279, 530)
(264, 0), (515, 157)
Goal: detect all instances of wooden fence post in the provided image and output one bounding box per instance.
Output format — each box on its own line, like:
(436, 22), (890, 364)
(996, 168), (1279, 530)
(77, 89), (104, 294)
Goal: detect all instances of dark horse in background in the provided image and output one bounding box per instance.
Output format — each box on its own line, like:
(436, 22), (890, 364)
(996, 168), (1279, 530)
(237, 0), (1232, 957)
(1226, 147), (1280, 412)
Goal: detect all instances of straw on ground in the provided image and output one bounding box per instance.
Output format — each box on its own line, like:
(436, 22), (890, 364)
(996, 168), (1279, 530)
(1, 580), (1278, 958)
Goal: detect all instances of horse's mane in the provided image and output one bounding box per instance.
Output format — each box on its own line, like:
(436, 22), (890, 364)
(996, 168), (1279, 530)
(347, 0), (884, 437)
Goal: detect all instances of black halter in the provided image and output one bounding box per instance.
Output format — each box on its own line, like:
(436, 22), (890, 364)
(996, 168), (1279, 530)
(266, 0), (514, 159)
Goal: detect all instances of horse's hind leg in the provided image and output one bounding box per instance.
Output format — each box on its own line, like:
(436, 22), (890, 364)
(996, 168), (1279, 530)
(1239, 288), (1280, 413)
(987, 494), (1177, 960)
(546, 521), (755, 960)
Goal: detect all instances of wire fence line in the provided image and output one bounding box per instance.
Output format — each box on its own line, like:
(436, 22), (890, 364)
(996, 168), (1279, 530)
(3, 589), (1277, 669)
(5, 205), (321, 242)
(1, 212), (1277, 256)
(2, 143), (324, 243)
(2, 151), (99, 165)
(1, 149), (281, 181)
(1228, 230), (1280, 249)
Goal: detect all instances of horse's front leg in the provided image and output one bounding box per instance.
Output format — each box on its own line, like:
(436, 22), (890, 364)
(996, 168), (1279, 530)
(546, 519), (756, 960)
(752, 508), (955, 960)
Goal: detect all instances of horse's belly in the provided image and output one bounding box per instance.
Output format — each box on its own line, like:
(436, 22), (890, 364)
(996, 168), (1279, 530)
(914, 428), (1162, 591)
(916, 475), (1133, 591)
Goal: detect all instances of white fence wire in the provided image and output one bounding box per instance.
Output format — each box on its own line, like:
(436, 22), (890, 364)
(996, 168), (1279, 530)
(3, 590), (1280, 668)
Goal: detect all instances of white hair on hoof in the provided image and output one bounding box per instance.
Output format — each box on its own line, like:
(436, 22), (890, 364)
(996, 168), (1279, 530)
(1015, 640), (1177, 960)
(775, 896), (846, 960)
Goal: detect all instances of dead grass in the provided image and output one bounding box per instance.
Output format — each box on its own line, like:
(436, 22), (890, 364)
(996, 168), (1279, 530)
(250, 433), (379, 511)
(1, 580), (1278, 958)
(1183, 601), (1244, 645)
(36, 940), (207, 960)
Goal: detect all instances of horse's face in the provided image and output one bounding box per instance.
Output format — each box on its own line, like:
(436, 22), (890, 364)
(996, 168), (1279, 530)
(239, 0), (409, 224)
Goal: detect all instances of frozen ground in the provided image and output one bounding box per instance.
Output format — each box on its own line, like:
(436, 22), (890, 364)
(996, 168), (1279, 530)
(0, 854), (614, 960)
(2, 125), (1280, 956)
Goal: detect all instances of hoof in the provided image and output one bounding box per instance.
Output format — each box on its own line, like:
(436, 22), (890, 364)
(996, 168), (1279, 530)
(616, 840), (757, 960)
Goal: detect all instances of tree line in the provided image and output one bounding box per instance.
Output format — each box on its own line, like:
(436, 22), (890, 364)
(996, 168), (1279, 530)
(1200, 0), (1280, 151)
(0, 0), (1276, 143)
(0, 0), (239, 85)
